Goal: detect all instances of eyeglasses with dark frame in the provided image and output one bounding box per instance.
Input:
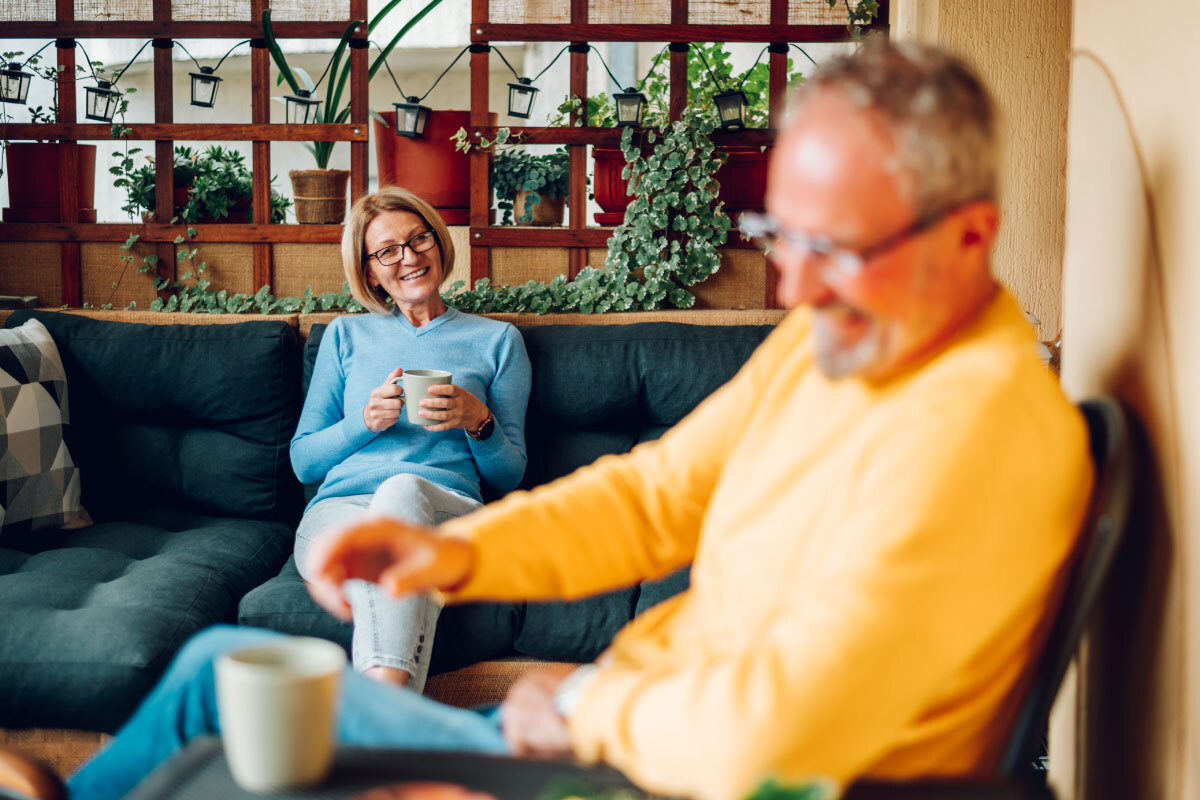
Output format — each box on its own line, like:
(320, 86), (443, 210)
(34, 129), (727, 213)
(739, 203), (969, 280)
(366, 229), (438, 267)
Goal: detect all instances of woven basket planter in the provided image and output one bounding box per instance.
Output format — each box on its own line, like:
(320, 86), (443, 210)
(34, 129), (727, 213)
(289, 169), (350, 224)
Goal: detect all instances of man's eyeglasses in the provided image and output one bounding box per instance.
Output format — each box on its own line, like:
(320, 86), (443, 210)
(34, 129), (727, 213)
(739, 204), (964, 280)
(366, 230), (438, 267)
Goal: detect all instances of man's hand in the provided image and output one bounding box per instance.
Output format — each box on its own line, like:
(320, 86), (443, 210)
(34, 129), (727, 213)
(304, 516), (475, 621)
(500, 664), (578, 759)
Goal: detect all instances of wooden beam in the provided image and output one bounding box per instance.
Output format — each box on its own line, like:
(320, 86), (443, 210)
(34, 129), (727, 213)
(0, 123), (368, 142)
(669, 2), (687, 122)
(468, 16), (490, 287)
(461, 126), (776, 147)
(4, 21), (367, 38)
(349, 0), (369, 203)
(0, 224), (346, 243)
(251, 0), (273, 293)
(55, 2), (80, 307)
(469, 226), (759, 248)
(567, 1), (587, 278)
(471, 24), (880, 43)
(151, 9), (175, 303)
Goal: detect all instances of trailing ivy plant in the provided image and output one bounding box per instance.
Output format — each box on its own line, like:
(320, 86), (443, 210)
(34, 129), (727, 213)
(443, 106), (729, 314)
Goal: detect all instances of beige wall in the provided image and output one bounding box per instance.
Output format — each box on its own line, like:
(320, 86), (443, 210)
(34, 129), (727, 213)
(896, 0), (1072, 341)
(1047, 1), (1200, 798)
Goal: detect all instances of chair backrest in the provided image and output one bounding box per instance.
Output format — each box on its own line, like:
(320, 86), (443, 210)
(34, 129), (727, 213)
(997, 396), (1137, 776)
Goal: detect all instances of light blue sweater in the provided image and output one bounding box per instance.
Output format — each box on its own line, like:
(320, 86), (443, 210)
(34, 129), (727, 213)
(291, 307), (531, 508)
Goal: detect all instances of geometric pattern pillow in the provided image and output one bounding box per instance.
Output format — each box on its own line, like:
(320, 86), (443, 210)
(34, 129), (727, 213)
(0, 317), (90, 538)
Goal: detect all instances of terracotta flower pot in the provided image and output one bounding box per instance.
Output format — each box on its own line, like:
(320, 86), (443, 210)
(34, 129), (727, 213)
(591, 142), (769, 225)
(2, 142), (98, 223)
(374, 110), (498, 225)
(289, 169), (350, 224)
(513, 191), (565, 225)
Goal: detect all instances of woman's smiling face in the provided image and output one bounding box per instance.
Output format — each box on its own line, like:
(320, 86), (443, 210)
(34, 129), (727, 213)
(364, 209), (444, 308)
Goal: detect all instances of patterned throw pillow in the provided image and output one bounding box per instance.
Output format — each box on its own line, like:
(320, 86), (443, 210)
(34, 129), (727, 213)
(0, 318), (90, 537)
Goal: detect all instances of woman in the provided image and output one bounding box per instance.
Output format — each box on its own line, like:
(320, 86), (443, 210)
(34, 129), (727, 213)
(291, 186), (531, 692)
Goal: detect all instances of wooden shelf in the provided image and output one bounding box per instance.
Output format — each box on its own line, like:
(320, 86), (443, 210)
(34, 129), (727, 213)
(466, 126), (775, 147)
(470, 23), (886, 43)
(0, 223), (344, 244)
(0, 124), (368, 143)
(3, 21), (367, 39)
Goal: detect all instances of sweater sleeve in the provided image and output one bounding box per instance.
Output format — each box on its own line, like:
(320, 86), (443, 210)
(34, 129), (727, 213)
(467, 324), (532, 495)
(439, 316), (801, 602)
(290, 319), (378, 484)
(565, 384), (1093, 800)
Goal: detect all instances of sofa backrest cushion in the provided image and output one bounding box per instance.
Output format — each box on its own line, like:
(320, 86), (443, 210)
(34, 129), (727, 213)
(2, 311), (302, 523)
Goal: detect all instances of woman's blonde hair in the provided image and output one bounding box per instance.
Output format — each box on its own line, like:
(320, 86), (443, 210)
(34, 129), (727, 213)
(341, 186), (456, 315)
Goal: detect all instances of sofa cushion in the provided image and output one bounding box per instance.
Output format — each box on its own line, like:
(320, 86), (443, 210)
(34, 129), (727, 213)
(0, 508), (292, 731)
(1, 311), (302, 523)
(238, 557), (524, 674)
(0, 318), (89, 539)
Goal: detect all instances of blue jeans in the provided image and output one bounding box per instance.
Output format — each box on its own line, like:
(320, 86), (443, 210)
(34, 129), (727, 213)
(295, 474), (483, 692)
(68, 626), (509, 800)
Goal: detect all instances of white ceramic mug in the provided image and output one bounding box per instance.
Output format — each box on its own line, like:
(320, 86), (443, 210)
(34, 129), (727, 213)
(398, 369), (452, 426)
(215, 637), (347, 793)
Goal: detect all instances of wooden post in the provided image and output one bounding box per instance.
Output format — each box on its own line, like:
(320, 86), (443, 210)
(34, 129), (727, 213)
(668, 0), (687, 123)
(567, 5), (588, 278)
(53, 2), (81, 307)
(349, 0), (368, 203)
(764, 0), (789, 310)
(250, 0), (273, 294)
(468, 0), (490, 287)
(152, 2), (175, 303)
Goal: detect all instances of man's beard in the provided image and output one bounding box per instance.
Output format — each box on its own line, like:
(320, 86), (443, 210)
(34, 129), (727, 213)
(812, 309), (886, 379)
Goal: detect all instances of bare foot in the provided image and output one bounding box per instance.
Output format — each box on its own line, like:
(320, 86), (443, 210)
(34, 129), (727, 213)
(364, 665), (412, 687)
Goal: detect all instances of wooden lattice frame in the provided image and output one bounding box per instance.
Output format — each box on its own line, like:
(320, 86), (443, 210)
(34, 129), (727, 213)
(465, 0), (889, 309)
(0, 0), (370, 305)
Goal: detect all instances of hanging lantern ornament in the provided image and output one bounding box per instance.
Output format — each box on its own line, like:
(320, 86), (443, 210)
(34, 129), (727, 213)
(713, 88), (748, 129)
(84, 80), (121, 122)
(285, 89), (322, 124)
(393, 95), (431, 137)
(506, 77), (538, 120)
(613, 87), (647, 127)
(189, 66), (222, 109)
(0, 61), (34, 105)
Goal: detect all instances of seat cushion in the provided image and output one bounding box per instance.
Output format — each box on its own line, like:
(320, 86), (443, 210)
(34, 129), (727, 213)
(1, 311), (303, 524)
(0, 507), (292, 731)
(238, 558), (524, 675)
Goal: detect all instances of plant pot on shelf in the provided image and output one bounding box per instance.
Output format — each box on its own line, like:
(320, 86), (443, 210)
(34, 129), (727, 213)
(513, 191), (565, 225)
(591, 143), (769, 225)
(2, 142), (98, 223)
(289, 169), (350, 224)
(373, 109), (497, 225)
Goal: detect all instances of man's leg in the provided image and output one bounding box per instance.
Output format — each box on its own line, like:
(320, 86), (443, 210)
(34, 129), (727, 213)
(69, 626), (509, 800)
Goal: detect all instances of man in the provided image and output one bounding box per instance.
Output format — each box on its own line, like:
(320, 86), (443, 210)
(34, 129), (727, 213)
(38, 38), (1092, 800)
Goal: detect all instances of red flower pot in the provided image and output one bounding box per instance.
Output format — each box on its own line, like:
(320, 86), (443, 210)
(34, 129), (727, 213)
(373, 109), (496, 225)
(591, 142), (769, 226)
(2, 142), (98, 223)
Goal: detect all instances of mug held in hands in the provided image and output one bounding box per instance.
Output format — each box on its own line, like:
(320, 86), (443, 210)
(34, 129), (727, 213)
(393, 369), (452, 426)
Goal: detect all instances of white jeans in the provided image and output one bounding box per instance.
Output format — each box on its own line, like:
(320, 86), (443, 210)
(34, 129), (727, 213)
(293, 474), (482, 693)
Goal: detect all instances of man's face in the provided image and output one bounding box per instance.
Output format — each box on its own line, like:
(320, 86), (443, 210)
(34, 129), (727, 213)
(765, 91), (988, 380)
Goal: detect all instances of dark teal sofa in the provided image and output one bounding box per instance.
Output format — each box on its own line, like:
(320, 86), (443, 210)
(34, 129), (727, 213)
(0, 310), (774, 733)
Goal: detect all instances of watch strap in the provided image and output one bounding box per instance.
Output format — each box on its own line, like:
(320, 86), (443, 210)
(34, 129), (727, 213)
(467, 411), (494, 441)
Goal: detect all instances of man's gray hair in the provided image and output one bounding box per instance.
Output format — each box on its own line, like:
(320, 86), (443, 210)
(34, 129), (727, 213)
(795, 38), (998, 219)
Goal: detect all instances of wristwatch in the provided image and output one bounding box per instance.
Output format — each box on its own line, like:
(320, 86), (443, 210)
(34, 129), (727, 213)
(466, 411), (495, 441)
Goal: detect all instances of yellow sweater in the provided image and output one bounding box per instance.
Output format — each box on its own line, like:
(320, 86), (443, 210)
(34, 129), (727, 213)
(441, 289), (1093, 800)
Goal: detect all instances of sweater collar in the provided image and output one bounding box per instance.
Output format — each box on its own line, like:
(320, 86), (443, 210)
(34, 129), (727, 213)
(391, 305), (458, 337)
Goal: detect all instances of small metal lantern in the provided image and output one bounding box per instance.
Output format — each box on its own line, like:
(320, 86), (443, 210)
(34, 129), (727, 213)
(0, 62), (33, 105)
(189, 66), (222, 109)
(284, 89), (322, 124)
(393, 96), (431, 137)
(84, 80), (121, 122)
(506, 77), (538, 120)
(613, 87), (647, 128)
(713, 88), (748, 129)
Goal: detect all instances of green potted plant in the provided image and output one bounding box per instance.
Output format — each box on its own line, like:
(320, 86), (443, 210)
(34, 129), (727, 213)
(0, 49), (101, 222)
(113, 145), (292, 223)
(492, 146), (570, 225)
(555, 42), (807, 225)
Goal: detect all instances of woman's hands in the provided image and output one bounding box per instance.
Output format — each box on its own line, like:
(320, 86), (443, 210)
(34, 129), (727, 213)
(363, 367), (405, 433)
(418, 384), (490, 434)
(305, 516), (476, 621)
